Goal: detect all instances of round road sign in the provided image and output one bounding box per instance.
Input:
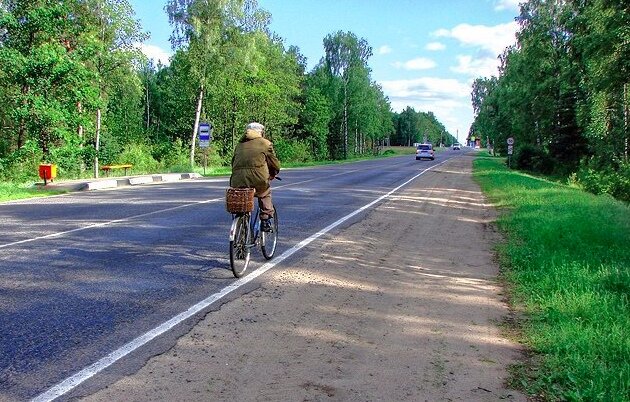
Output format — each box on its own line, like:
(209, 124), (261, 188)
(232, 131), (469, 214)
(507, 137), (514, 145)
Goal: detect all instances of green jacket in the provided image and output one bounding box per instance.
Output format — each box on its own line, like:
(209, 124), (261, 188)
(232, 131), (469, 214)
(230, 129), (281, 193)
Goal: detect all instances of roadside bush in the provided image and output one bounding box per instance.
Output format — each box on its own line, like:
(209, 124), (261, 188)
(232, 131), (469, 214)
(274, 137), (312, 163)
(0, 140), (42, 182)
(153, 138), (189, 168)
(513, 144), (555, 174)
(50, 144), (92, 178)
(117, 143), (161, 173)
(97, 134), (125, 166)
(573, 161), (630, 203)
(193, 143), (224, 170)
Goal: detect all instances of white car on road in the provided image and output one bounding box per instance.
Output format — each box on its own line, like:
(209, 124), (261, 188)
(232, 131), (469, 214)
(415, 144), (435, 160)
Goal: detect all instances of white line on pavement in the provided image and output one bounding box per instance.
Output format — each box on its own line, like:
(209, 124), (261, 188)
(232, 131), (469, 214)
(32, 159), (449, 402)
(0, 198), (224, 249)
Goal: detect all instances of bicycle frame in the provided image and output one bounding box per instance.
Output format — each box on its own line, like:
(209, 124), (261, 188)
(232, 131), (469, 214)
(229, 208), (260, 247)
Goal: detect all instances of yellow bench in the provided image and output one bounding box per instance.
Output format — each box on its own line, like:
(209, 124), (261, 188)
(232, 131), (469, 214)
(101, 164), (133, 176)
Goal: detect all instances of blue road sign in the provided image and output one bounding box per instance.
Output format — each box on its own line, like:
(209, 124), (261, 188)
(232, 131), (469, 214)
(198, 122), (212, 148)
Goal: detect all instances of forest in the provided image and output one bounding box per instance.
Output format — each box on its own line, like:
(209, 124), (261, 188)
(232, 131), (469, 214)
(0, 0), (455, 183)
(470, 0), (629, 201)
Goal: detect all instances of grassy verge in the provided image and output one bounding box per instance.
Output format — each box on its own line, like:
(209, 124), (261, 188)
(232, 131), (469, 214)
(473, 156), (629, 401)
(0, 182), (66, 201)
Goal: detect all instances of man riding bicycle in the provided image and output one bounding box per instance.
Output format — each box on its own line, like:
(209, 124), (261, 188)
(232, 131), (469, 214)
(230, 122), (280, 232)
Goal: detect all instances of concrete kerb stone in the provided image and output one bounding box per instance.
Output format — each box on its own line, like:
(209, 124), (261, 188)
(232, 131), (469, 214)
(154, 173), (183, 182)
(129, 176), (154, 185)
(116, 178), (132, 186)
(85, 179), (118, 191)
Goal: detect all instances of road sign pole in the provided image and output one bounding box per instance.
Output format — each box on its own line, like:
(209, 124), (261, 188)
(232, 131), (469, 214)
(507, 137), (514, 168)
(204, 149), (208, 175)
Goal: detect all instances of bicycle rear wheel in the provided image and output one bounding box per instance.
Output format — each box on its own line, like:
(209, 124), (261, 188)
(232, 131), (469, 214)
(261, 207), (278, 260)
(230, 214), (251, 277)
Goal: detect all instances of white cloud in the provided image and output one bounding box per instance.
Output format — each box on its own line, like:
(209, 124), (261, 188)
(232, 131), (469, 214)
(377, 45), (392, 55)
(433, 21), (518, 56)
(392, 57), (437, 71)
(451, 55), (500, 78)
(433, 28), (450, 37)
(380, 77), (473, 138)
(432, 21), (518, 78)
(138, 43), (172, 66)
(494, 0), (521, 12)
(381, 77), (470, 99)
(426, 42), (446, 51)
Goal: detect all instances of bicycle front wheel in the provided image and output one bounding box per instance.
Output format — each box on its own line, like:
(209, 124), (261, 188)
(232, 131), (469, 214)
(261, 207), (278, 260)
(230, 214), (251, 277)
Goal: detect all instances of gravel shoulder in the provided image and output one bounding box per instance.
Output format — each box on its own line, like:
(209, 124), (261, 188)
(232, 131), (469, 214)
(83, 155), (526, 401)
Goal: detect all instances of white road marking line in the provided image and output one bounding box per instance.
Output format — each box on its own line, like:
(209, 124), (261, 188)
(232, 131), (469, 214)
(32, 159), (449, 402)
(0, 198), (224, 249)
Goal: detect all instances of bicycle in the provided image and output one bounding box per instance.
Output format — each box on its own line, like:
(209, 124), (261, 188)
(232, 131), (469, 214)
(228, 189), (279, 278)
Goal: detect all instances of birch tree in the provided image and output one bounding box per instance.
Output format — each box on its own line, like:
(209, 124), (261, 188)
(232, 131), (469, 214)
(166, 0), (270, 167)
(323, 31), (372, 159)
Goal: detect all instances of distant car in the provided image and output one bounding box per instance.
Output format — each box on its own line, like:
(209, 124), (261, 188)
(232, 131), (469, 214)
(415, 143), (434, 160)
(453, 143), (461, 150)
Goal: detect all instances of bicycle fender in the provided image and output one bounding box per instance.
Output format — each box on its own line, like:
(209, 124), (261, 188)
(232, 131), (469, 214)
(229, 218), (239, 242)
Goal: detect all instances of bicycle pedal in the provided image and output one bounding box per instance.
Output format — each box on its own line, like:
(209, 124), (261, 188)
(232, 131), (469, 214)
(261, 220), (272, 232)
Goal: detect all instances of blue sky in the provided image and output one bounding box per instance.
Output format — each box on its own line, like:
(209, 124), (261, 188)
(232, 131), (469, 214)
(129, 0), (521, 140)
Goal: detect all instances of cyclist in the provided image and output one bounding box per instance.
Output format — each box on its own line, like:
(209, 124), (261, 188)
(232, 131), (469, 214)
(230, 122), (280, 232)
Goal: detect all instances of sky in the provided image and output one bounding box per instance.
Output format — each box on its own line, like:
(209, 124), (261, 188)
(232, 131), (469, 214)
(129, 0), (522, 141)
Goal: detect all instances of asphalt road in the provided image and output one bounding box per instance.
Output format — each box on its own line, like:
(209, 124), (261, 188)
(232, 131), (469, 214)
(0, 149), (463, 401)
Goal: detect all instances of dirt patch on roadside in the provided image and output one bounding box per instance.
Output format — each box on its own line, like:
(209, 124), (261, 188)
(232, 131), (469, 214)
(84, 155), (526, 401)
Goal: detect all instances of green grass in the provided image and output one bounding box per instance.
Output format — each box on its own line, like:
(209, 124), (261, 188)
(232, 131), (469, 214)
(473, 156), (630, 401)
(0, 182), (66, 201)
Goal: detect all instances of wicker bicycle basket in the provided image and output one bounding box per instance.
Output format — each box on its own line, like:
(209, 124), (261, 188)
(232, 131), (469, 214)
(226, 187), (255, 213)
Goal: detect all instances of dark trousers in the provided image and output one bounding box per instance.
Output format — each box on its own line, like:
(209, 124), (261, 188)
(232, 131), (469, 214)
(256, 188), (274, 220)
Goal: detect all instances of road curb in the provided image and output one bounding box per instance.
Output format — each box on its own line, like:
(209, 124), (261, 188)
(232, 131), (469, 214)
(129, 176), (154, 185)
(154, 173), (183, 182)
(59, 173), (203, 192)
(85, 179), (118, 191)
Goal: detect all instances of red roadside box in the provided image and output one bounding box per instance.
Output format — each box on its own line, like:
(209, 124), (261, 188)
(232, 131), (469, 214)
(39, 163), (57, 184)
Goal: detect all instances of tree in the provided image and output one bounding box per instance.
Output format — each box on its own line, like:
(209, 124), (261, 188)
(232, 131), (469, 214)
(300, 63), (333, 159)
(391, 107), (452, 147)
(0, 0), (99, 173)
(323, 31), (372, 159)
(571, 0), (630, 165)
(396, 107), (419, 146)
(166, 0), (271, 167)
(470, 0), (629, 199)
(77, 0), (145, 177)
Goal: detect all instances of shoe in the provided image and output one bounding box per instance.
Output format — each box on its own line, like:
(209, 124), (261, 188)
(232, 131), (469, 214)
(261, 219), (272, 232)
